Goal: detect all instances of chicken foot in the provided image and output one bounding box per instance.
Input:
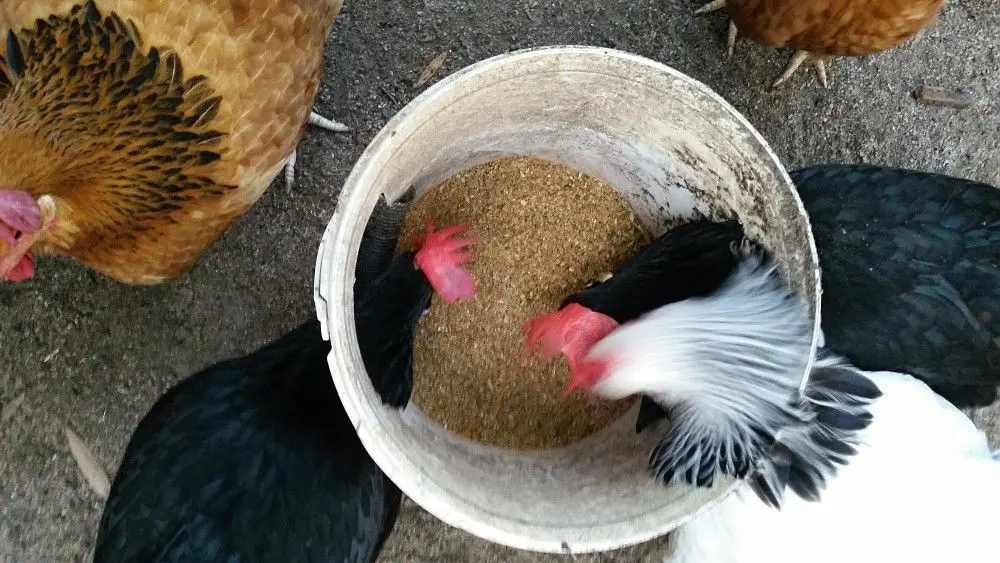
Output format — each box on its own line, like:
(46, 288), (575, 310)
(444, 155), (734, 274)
(283, 111), (351, 194)
(773, 51), (830, 88)
(696, 0), (739, 58)
(695, 0), (831, 88)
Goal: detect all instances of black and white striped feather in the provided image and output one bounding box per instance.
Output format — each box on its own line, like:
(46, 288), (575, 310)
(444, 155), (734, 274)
(747, 353), (881, 508)
(585, 243), (813, 489)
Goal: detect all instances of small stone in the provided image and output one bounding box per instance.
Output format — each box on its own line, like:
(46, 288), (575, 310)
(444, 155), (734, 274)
(915, 85), (975, 109)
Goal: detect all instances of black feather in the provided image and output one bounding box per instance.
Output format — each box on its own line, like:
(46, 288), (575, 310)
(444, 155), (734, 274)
(355, 251), (432, 408)
(793, 164), (1000, 407)
(566, 218), (745, 322)
(649, 413), (777, 488)
(355, 187), (416, 292)
(745, 355), (879, 509)
(95, 204), (433, 561)
(93, 321), (402, 563)
(635, 396), (670, 432)
(806, 362), (883, 401)
(811, 404), (871, 431)
(6, 31), (25, 78)
(84, 0), (102, 22)
(748, 466), (785, 508)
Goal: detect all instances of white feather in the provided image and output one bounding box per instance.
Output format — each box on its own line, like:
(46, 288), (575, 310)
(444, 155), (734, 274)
(665, 370), (1000, 563)
(589, 245), (812, 432)
(65, 427), (110, 500)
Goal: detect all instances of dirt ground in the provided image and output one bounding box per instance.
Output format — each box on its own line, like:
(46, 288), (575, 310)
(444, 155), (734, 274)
(2, 1), (999, 561)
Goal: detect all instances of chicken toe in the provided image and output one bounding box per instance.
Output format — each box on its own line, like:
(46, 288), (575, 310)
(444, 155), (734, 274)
(772, 51), (830, 88)
(283, 111), (352, 193)
(696, 1), (740, 59)
(306, 111), (351, 133)
(694, 0), (726, 15)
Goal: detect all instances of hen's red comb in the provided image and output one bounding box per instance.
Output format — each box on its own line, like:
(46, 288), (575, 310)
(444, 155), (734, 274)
(4, 254), (35, 281)
(413, 217), (480, 303)
(523, 303), (620, 394)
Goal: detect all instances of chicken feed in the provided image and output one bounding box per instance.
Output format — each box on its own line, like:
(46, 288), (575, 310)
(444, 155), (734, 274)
(397, 156), (649, 449)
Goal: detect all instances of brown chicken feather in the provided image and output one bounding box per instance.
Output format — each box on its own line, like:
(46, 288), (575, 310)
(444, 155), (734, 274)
(696, 0), (947, 87)
(0, 0), (345, 283)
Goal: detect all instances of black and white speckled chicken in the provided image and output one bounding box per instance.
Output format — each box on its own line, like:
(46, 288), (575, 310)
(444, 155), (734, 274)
(522, 168), (1000, 562)
(577, 290), (999, 563)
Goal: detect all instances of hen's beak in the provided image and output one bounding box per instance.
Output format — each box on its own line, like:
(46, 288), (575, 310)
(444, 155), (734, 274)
(2, 253), (36, 281)
(560, 355), (615, 398)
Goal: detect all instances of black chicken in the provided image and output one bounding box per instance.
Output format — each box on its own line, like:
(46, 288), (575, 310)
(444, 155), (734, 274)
(93, 199), (478, 562)
(94, 320), (403, 562)
(795, 164), (1000, 407)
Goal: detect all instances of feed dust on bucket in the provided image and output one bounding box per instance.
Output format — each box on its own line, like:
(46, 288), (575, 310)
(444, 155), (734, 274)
(314, 45), (819, 555)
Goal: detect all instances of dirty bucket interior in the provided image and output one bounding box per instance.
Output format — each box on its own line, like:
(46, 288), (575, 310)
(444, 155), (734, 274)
(314, 46), (821, 554)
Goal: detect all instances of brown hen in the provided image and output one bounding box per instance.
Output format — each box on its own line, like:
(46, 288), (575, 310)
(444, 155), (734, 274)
(0, 0), (347, 284)
(696, 0), (947, 87)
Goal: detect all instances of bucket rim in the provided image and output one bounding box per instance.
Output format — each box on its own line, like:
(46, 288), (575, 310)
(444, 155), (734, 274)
(313, 45), (822, 554)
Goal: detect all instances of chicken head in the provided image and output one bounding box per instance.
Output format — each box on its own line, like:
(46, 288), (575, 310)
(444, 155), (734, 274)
(0, 191), (55, 282)
(523, 302), (621, 396)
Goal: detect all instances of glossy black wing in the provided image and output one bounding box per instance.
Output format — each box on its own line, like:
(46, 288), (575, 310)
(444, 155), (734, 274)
(95, 329), (400, 562)
(793, 164), (1000, 406)
(566, 219), (745, 323)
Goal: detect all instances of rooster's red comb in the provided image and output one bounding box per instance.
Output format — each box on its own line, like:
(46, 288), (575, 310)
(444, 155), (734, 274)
(523, 303), (620, 394)
(413, 217), (480, 303)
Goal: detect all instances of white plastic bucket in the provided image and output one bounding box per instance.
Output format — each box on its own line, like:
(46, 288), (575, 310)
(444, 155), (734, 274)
(314, 46), (821, 554)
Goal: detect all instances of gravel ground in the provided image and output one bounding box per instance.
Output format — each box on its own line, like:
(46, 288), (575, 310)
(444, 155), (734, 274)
(2, 1), (998, 561)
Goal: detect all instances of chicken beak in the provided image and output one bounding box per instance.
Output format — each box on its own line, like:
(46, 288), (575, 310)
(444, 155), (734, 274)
(0, 229), (33, 281)
(560, 355), (614, 398)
